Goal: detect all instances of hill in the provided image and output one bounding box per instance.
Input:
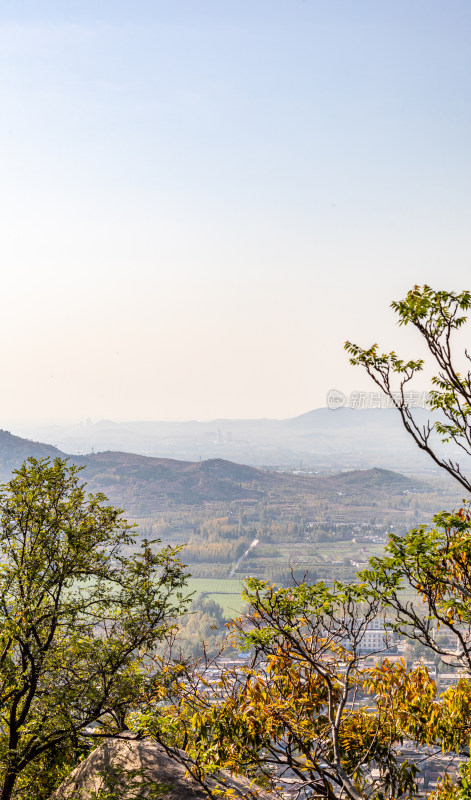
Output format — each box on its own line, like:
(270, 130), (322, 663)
(0, 429), (431, 514)
(0, 431), (454, 592)
(0, 430), (63, 481)
(76, 453), (265, 510)
(322, 467), (426, 494)
(73, 452), (430, 513)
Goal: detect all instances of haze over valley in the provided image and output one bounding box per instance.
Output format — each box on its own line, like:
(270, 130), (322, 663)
(11, 405), (463, 478)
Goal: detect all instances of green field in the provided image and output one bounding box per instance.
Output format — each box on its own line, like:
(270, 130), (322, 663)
(186, 578), (246, 617)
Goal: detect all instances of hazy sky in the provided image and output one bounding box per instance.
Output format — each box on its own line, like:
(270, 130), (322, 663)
(1, 1), (471, 423)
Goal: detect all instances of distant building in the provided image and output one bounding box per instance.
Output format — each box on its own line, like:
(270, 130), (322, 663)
(357, 618), (399, 654)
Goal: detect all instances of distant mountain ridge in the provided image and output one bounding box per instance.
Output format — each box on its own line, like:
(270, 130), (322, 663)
(9, 406), (457, 476)
(0, 428), (431, 514)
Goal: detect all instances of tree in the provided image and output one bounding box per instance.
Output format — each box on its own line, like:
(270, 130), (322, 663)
(172, 597), (227, 659)
(147, 575), (451, 799)
(344, 287), (471, 664)
(0, 457), (189, 800)
(141, 285), (471, 800)
(345, 285), (471, 493)
(344, 285), (471, 797)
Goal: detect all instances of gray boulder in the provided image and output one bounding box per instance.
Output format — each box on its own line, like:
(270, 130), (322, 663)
(51, 733), (273, 799)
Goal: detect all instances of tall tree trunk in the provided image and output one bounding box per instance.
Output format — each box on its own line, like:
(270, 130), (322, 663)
(0, 769), (17, 800)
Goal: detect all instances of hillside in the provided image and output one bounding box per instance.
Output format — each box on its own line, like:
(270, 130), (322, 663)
(76, 453), (265, 510)
(322, 467), (426, 494)
(0, 429), (431, 514)
(0, 430), (63, 481)
(0, 430), (457, 595)
(80, 454), (430, 513)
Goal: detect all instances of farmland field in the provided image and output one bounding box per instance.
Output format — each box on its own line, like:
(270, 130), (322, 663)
(186, 578), (246, 617)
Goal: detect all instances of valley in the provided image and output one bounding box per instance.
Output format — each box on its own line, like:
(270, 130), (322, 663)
(0, 427), (461, 628)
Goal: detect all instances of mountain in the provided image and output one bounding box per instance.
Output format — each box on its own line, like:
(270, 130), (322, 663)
(0, 429), (431, 514)
(0, 430), (64, 481)
(323, 467), (423, 493)
(74, 453), (266, 510)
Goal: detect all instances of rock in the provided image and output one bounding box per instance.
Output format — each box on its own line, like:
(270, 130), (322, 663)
(51, 733), (272, 799)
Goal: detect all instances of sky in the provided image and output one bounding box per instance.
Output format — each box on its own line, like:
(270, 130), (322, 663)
(1, 0), (471, 423)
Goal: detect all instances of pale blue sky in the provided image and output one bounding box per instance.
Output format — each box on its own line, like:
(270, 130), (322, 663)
(1, 1), (470, 422)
